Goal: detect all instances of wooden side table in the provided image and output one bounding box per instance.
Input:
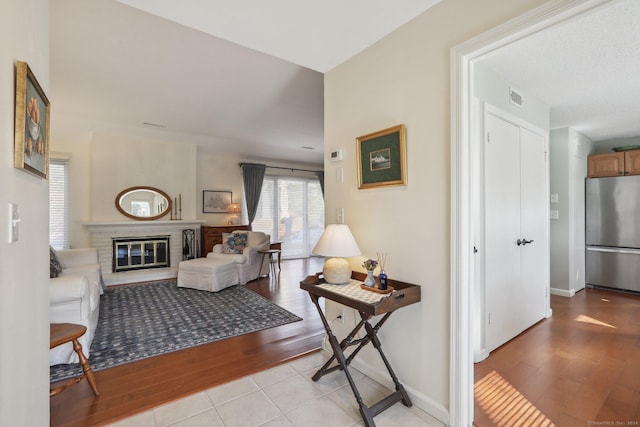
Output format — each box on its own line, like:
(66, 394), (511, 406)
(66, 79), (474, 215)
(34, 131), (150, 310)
(259, 249), (281, 278)
(50, 323), (100, 397)
(269, 241), (282, 269)
(300, 272), (420, 427)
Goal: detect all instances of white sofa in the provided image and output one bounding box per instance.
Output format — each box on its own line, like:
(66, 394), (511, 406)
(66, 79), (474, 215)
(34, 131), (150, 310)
(50, 248), (103, 365)
(206, 230), (271, 284)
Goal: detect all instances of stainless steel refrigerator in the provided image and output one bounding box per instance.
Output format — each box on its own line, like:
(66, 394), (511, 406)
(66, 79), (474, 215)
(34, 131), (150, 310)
(586, 175), (640, 292)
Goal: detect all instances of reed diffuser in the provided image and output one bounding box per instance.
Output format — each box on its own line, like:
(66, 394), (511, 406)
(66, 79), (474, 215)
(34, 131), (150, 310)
(377, 252), (388, 290)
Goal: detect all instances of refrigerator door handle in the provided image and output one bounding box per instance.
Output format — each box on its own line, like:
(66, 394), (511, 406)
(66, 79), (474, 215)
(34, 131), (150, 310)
(586, 246), (640, 255)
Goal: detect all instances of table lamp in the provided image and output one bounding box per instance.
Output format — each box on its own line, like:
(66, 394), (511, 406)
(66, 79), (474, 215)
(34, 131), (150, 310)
(227, 203), (241, 225)
(312, 224), (361, 284)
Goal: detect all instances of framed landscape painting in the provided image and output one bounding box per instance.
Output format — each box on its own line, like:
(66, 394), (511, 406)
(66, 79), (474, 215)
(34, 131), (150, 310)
(14, 60), (50, 179)
(356, 124), (407, 189)
(203, 191), (232, 213)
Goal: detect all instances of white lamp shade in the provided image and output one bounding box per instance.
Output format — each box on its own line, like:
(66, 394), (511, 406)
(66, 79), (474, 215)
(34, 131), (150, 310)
(312, 224), (361, 257)
(313, 224), (361, 284)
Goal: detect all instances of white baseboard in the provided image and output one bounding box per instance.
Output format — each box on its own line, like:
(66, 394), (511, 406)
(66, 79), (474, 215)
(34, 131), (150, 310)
(343, 354), (450, 426)
(550, 287), (575, 298)
(474, 348), (489, 363)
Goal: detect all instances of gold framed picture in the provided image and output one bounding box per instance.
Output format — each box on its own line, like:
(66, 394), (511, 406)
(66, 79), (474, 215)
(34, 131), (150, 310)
(356, 124), (407, 189)
(14, 60), (50, 179)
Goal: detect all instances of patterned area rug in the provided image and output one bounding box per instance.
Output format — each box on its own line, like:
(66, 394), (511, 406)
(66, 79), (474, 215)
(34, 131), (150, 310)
(50, 280), (302, 382)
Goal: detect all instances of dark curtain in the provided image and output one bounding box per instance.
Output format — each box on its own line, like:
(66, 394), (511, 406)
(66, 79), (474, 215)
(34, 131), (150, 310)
(241, 163), (266, 226)
(316, 171), (324, 198)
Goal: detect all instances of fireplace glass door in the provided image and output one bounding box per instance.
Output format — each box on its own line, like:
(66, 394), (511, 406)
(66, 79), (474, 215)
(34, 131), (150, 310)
(113, 236), (170, 272)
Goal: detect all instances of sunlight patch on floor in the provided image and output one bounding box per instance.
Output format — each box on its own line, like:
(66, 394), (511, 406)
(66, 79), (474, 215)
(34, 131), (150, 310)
(574, 314), (616, 328)
(475, 370), (555, 427)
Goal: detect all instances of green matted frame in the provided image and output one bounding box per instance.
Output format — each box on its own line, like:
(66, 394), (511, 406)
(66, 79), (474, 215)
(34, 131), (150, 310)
(356, 124), (407, 189)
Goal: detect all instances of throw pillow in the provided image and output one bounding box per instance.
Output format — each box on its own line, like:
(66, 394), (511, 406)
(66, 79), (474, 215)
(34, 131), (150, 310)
(50, 246), (64, 278)
(222, 232), (248, 254)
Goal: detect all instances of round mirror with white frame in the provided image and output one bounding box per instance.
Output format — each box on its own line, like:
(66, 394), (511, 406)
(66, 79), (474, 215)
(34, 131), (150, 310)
(115, 186), (172, 221)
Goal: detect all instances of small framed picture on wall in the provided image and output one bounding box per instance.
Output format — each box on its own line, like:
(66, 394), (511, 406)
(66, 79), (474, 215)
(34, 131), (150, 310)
(356, 124), (407, 189)
(203, 190), (232, 213)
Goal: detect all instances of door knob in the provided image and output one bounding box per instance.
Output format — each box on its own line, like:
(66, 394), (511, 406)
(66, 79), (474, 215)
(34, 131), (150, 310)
(517, 238), (534, 246)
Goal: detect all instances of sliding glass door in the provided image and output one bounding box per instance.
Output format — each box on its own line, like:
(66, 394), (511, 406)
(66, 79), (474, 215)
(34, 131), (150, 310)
(251, 175), (324, 259)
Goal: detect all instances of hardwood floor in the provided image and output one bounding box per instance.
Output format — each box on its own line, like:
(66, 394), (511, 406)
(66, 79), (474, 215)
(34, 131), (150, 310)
(474, 287), (640, 426)
(50, 257), (326, 427)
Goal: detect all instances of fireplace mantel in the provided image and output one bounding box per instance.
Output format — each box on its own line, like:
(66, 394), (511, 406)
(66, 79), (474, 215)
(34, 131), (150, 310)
(84, 220), (205, 285)
(83, 220), (205, 233)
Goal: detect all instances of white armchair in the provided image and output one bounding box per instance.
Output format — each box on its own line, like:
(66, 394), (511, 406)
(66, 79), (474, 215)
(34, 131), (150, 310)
(207, 230), (270, 284)
(50, 248), (103, 365)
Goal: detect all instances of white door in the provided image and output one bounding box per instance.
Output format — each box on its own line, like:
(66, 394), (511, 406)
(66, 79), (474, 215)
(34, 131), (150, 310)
(484, 110), (548, 352)
(519, 127), (548, 329)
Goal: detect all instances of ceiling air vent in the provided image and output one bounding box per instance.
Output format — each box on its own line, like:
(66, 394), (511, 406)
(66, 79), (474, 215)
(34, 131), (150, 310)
(509, 87), (523, 108)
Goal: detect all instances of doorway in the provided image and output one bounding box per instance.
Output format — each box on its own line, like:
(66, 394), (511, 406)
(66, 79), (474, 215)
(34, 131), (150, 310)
(450, 1), (615, 425)
(482, 106), (549, 354)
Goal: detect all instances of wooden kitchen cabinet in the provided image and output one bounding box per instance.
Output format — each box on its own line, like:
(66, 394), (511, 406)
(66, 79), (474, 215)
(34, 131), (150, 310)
(587, 150), (640, 177)
(201, 225), (250, 256)
(625, 150), (640, 175)
(588, 152), (624, 177)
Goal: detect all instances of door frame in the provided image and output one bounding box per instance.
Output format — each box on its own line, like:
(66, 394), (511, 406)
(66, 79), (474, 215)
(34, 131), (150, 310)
(449, 1), (614, 425)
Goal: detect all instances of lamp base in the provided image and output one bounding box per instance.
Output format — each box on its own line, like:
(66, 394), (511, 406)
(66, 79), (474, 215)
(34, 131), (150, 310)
(322, 257), (351, 284)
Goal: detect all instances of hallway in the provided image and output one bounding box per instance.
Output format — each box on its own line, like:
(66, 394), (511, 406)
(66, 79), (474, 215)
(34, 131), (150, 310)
(474, 288), (640, 426)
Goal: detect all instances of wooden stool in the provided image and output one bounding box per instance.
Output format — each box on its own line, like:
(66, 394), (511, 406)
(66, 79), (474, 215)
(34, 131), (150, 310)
(50, 323), (100, 397)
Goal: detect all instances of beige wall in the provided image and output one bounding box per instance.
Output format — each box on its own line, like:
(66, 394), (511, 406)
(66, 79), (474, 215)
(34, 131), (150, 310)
(196, 152), (246, 225)
(90, 132), (197, 222)
(324, 0), (547, 422)
(0, 0), (51, 425)
(50, 118), (319, 248)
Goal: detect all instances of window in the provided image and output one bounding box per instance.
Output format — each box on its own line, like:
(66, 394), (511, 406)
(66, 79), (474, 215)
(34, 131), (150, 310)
(251, 175), (324, 258)
(49, 158), (69, 249)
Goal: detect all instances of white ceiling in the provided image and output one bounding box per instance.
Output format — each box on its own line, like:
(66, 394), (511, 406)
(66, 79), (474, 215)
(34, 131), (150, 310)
(50, 0), (439, 166)
(478, 0), (640, 142)
(115, 0), (441, 74)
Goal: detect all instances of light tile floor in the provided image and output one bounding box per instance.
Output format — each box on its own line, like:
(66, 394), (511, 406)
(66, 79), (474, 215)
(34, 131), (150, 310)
(107, 352), (445, 427)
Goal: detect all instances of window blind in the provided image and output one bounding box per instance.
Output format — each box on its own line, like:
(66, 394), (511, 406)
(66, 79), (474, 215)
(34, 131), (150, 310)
(49, 159), (69, 249)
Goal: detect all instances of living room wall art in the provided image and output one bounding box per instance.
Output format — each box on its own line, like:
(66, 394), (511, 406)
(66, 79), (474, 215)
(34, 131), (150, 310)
(356, 124), (407, 189)
(203, 190), (232, 213)
(14, 60), (50, 179)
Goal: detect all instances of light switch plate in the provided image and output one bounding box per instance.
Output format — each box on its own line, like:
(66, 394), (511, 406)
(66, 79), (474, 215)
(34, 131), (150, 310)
(550, 210), (559, 220)
(9, 203), (20, 243)
(550, 193), (559, 203)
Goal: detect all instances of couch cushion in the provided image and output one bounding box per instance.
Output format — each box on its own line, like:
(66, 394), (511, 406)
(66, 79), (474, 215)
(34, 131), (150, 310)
(50, 246), (64, 278)
(222, 232), (248, 254)
(207, 252), (247, 264)
(60, 268), (101, 311)
(243, 231), (268, 248)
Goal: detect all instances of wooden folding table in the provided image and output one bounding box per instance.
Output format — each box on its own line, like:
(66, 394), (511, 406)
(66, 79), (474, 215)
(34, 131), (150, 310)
(300, 272), (420, 427)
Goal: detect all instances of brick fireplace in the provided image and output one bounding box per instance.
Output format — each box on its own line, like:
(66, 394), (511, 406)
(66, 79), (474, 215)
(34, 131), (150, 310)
(84, 220), (204, 285)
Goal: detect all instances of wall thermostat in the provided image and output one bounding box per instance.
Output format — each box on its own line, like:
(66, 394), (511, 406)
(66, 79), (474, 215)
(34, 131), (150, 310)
(330, 150), (343, 162)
